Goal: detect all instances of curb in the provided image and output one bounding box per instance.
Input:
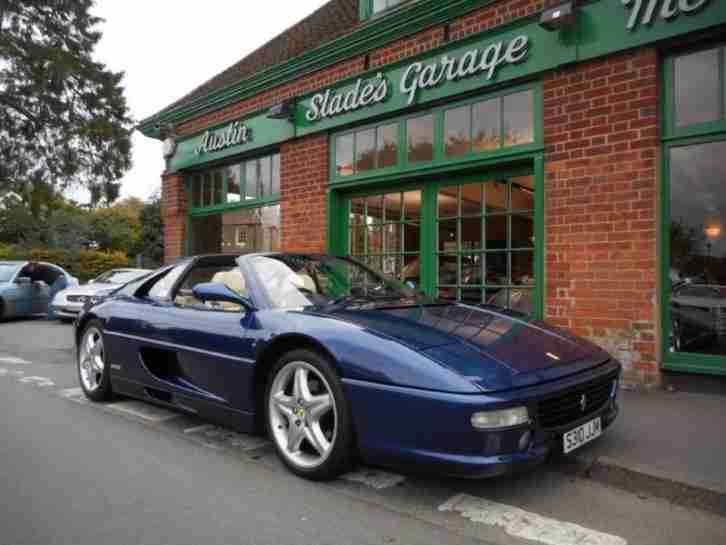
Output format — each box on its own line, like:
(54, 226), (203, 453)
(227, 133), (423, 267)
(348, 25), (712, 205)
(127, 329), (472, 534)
(554, 454), (726, 518)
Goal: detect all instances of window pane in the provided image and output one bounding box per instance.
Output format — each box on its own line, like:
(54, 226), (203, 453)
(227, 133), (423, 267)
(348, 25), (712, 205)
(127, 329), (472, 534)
(486, 216), (507, 250)
(403, 254), (420, 288)
(403, 191), (422, 222)
(350, 226), (364, 255)
(350, 197), (366, 225)
(373, 0), (386, 13)
(384, 224), (401, 253)
(259, 156), (272, 197)
(377, 124), (398, 169)
(512, 251), (535, 286)
(461, 183), (483, 216)
(384, 193), (402, 222)
(366, 226), (382, 254)
(226, 165), (241, 203)
(511, 213), (534, 248)
(271, 154), (281, 195)
(462, 254), (483, 286)
(503, 91), (534, 147)
(438, 187), (458, 218)
(445, 105), (471, 157)
(438, 255), (458, 286)
(407, 115), (434, 163)
(404, 223), (420, 253)
(356, 128), (376, 173)
(259, 205), (281, 252)
(336, 134), (355, 177)
(461, 217), (482, 250)
(245, 161), (258, 200)
(485, 181), (508, 213)
(461, 287), (482, 305)
(675, 48), (721, 127)
(485, 253), (508, 285)
(439, 287), (458, 301)
(366, 195), (384, 224)
(669, 141), (726, 356)
(203, 173), (213, 207)
(473, 99), (501, 152)
(438, 219), (457, 252)
(213, 170), (224, 205)
(193, 175), (202, 208)
(511, 176), (535, 211)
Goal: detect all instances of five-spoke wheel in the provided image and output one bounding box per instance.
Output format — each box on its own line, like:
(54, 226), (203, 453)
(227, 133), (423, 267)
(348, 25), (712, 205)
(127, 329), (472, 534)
(78, 320), (112, 401)
(266, 349), (353, 480)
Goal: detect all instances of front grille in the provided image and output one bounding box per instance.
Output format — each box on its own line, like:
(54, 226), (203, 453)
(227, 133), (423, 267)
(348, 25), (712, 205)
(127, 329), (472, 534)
(536, 372), (616, 429)
(67, 295), (87, 303)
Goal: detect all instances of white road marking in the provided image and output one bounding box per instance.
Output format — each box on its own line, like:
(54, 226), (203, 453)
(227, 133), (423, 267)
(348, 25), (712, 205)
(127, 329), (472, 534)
(439, 494), (627, 545)
(343, 468), (406, 490)
(9, 370), (25, 376)
(0, 356), (31, 365)
(0, 368), (8, 376)
(106, 400), (181, 423)
(18, 376), (55, 387)
(184, 424), (216, 434)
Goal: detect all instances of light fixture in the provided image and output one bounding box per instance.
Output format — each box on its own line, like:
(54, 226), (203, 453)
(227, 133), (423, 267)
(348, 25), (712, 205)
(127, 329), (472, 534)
(267, 99), (296, 121)
(539, 2), (577, 31)
(705, 225), (722, 239)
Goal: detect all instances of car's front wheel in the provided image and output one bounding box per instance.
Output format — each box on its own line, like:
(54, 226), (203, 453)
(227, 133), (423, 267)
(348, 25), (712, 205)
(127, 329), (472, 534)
(78, 320), (113, 402)
(266, 349), (354, 480)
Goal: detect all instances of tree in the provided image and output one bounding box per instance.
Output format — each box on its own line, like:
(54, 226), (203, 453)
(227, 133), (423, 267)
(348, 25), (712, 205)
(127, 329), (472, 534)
(139, 197), (164, 267)
(0, 1), (133, 196)
(88, 207), (138, 253)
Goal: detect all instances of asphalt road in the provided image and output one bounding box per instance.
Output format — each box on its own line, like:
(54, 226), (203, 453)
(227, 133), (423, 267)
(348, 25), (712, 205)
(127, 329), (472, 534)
(1, 318), (726, 545)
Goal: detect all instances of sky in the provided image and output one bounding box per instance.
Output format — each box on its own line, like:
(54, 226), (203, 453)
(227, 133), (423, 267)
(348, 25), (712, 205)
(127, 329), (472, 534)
(72, 0), (330, 203)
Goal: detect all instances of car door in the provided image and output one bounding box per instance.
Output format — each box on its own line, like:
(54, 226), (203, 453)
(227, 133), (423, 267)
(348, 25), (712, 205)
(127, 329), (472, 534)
(31, 264), (57, 314)
(160, 259), (258, 412)
(12, 264), (35, 316)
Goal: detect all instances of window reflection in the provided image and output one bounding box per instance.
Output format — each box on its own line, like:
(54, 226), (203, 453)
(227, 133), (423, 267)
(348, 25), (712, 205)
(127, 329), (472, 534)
(445, 106), (472, 157)
(669, 141), (726, 356)
(356, 128), (376, 173)
(503, 91), (534, 146)
(336, 133), (355, 177)
(407, 115), (434, 163)
(675, 48), (721, 128)
(473, 99), (501, 152)
(377, 124), (398, 169)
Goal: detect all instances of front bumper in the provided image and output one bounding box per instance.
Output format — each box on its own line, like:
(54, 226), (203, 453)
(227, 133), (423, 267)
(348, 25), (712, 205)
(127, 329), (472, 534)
(343, 360), (621, 479)
(51, 304), (82, 319)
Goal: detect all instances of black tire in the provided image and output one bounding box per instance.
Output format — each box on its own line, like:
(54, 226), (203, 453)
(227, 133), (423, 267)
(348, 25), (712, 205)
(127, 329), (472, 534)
(77, 319), (113, 402)
(265, 349), (354, 481)
(0, 298), (4, 321)
(59, 318), (73, 324)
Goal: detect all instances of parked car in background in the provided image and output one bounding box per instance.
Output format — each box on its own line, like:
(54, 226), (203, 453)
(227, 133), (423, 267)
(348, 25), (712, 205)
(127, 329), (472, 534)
(51, 268), (151, 323)
(0, 261), (79, 320)
(74, 253), (621, 481)
(670, 282), (726, 352)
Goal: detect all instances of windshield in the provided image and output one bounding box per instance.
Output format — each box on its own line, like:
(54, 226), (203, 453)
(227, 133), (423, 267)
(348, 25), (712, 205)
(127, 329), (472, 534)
(249, 255), (417, 309)
(94, 270), (149, 284)
(0, 264), (20, 283)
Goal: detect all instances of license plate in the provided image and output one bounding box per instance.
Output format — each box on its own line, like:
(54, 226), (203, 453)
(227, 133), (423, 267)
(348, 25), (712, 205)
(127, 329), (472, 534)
(563, 417), (602, 454)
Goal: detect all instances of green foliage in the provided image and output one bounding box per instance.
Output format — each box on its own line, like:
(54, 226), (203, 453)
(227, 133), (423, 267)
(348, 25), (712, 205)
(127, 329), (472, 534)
(0, 1), (133, 193)
(139, 198), (164, 267)
(0, 244), (130, 282)
(88, 207), (139, 253)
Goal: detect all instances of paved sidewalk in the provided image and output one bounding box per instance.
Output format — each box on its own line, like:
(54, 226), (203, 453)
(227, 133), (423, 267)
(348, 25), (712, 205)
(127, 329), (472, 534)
(560, 384), (726, 514)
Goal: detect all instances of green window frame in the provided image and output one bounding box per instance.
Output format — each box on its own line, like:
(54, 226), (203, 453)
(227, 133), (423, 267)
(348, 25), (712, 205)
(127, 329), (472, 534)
(187, 152), (281, 215)
(329, 158), (545, 320)
(330, 83), (542, 183)
(661, 42), (726, 375)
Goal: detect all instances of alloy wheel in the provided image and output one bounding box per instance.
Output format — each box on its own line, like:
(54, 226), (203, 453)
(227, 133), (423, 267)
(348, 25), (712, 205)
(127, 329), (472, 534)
(268, 361), (337, 470)
(79, 327), (105, 393)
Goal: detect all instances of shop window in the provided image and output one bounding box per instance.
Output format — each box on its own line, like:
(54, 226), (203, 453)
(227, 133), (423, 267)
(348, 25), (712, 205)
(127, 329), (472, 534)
(332, 86), (538, 181)
(407, 114), (434, 163)
(348, 190), (422, 287)
(436, 176), (536, 314)
(194, 204), (281, 256)
(188, 152), (280, 211)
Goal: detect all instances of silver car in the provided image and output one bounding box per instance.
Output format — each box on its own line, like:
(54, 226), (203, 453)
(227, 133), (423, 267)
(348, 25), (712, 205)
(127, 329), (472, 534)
(51, 268), (151, 322)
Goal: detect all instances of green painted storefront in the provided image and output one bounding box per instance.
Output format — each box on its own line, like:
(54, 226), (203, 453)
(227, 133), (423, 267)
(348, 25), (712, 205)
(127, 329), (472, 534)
(144, 0), (726, 379)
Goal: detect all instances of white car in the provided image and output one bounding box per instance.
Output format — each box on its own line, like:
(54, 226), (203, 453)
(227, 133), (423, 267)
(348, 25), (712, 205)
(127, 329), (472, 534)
(671, 283), (726, 351)
(51, 268), (151, 322)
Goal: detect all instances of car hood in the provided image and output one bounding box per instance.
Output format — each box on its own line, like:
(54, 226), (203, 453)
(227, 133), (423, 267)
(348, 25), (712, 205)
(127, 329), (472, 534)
(316, 303), (611, 391)
(60, 283), (117, 297)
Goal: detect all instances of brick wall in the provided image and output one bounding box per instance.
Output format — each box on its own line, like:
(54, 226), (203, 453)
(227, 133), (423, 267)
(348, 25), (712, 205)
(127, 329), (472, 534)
(280, 134), (329, 253)
(543, 48), (660, 386)
(161, 172), (188, 264)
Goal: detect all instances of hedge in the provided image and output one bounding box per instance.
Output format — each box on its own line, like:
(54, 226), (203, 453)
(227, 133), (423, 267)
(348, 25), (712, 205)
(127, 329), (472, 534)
(0, 244), (130, 282)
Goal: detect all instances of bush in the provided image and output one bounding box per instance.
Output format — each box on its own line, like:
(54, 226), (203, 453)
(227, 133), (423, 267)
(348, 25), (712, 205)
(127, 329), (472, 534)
(0, 245), (130, 282)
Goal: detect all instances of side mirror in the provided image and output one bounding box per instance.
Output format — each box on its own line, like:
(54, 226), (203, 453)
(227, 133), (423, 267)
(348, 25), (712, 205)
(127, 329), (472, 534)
(192, 282), (256, 311)
(14, 276), (31, 285)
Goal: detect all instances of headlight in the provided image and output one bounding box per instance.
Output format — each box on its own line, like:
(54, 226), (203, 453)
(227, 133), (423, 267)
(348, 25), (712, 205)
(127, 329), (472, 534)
(471, 407), (529, 429)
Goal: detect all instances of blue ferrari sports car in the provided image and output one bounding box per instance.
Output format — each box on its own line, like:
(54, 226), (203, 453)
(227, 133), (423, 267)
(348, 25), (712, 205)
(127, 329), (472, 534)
(74, 253), (620, 480)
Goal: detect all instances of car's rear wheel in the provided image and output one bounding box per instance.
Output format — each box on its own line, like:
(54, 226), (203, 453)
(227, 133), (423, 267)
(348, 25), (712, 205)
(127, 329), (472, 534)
(78, 320), (113, 402)
(266, 349), (353, 480)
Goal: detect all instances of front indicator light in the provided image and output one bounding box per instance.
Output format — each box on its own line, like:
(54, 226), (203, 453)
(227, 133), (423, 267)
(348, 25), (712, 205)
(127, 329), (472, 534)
(471, 407), (529, 430)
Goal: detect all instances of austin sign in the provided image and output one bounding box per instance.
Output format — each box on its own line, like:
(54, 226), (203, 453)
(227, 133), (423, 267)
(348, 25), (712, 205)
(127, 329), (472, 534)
(195, 120), (252, 155)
